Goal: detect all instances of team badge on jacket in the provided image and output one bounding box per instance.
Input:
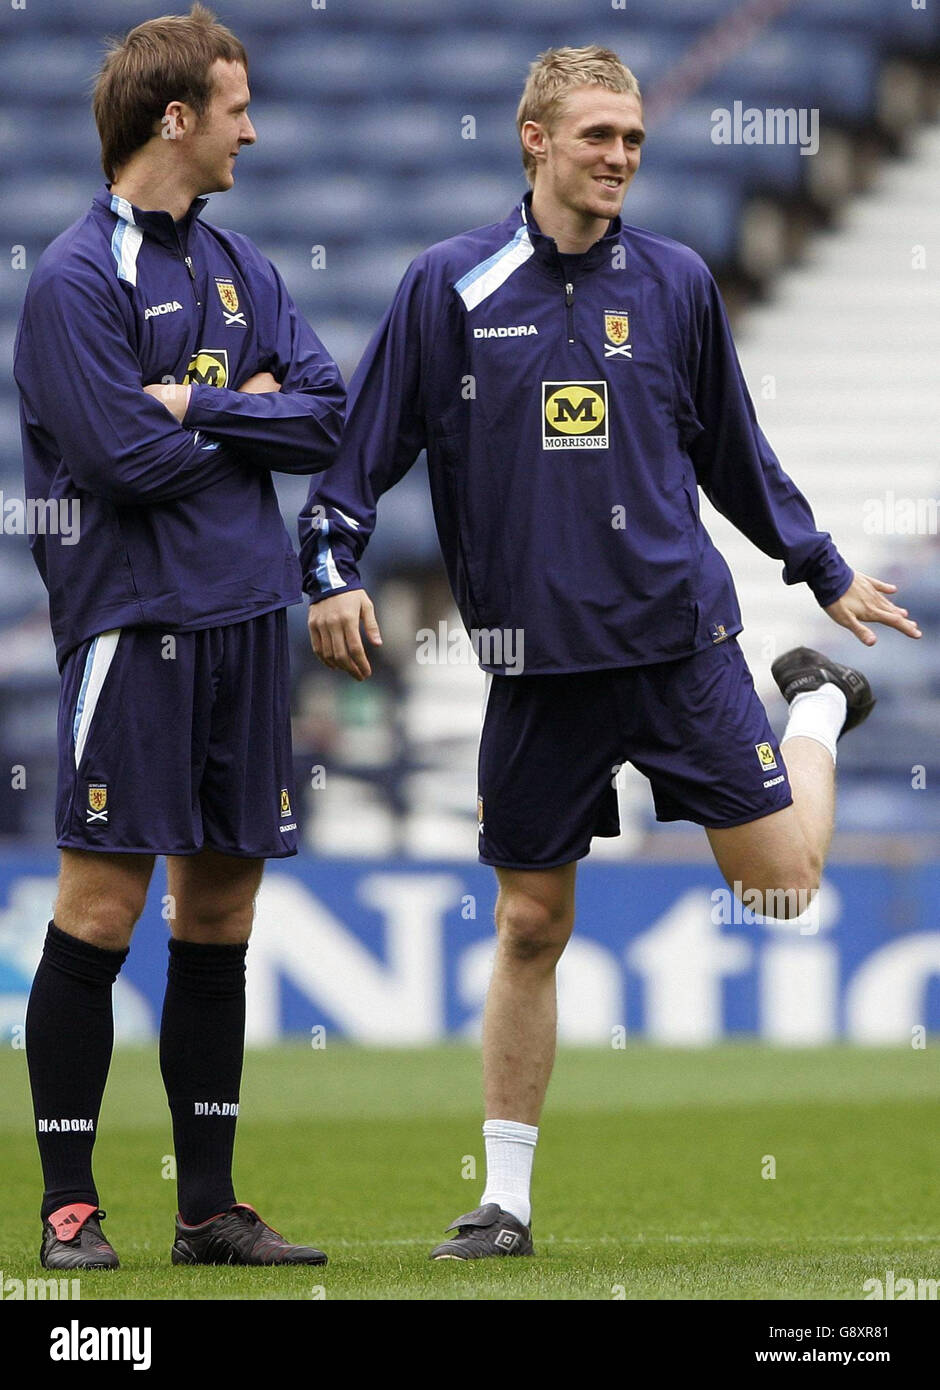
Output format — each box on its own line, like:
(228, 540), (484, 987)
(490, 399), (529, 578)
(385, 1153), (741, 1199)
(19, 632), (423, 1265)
(603, 310), (632, 359)
(215, 278), (247, 327)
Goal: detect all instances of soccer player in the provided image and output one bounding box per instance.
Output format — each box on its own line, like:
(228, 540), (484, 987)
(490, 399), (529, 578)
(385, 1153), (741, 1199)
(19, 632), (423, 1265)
(14, 5), (343, 1269)
(300, 46), (920, 1259)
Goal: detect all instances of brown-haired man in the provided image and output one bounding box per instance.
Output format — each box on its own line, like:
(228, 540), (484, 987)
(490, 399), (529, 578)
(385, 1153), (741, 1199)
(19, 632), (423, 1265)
(14, 4), (343, 1269)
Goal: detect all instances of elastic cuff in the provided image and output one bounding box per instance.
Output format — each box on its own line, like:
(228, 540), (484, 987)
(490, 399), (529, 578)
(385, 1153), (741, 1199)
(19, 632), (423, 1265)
(44, 920), (128, 984)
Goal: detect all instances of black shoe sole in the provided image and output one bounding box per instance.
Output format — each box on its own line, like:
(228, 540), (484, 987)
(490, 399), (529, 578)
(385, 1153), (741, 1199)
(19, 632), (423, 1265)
(40, 1249), (119, 1270)
(170, 1239), (327, 1267)
(770, 645), (875, 738)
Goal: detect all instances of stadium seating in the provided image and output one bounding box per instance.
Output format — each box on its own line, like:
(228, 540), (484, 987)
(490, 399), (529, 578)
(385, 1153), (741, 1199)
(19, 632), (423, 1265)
(0, 0), (937, 848)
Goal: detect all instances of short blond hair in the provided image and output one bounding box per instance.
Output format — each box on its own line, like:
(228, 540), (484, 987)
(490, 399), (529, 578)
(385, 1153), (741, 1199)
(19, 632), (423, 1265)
(516, 45), (641, 186)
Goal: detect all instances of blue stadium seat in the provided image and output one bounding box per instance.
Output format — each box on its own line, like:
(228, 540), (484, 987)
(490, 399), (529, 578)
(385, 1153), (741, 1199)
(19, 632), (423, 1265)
(446, 102), (523, 166)
(253, 34), (414, 100)
(0, 267), (28, 316)
(238, 103), (337, 174)
(237, 243), (326, 304)
(782, 0), (940, 48)
(700, 34), (878, 122)
(403, 174), (526, 244)
(310, 244), (420, 314)
(310, 316), (375, 380)
(204, 175), (397, 242)
(270, 103), (460, 174)
(325, 0), (460, 29)
(0, 179), (91, 243)
(185, 0), (330, 31)
(0, 106), (100, 179)
(573, 0), (730, 25)
(569, 29), (692, 87)
(409, 34), (541, 100)
(0, 399), (22, 463)
(0, 39), (102, 101)
(645, 100), (807, 192)
(622, 176), (741, 267)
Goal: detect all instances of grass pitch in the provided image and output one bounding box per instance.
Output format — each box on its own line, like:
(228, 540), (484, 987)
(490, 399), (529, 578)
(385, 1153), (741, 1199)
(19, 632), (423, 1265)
(1, 1043), (937, 1301)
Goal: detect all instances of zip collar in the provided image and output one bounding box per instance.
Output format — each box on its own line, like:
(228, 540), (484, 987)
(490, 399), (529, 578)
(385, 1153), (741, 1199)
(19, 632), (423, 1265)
(92, 184), (208, 253)
(518, 190), (622, 277)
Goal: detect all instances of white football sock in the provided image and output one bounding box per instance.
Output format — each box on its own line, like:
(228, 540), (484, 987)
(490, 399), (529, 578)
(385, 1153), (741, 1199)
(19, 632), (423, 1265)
(780, 682), (847, 765)
(480, 1119), (538, 1226)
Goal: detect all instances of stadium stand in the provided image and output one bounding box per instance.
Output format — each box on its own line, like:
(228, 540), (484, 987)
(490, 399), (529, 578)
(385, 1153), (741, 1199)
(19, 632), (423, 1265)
(0, 0), (936, 853)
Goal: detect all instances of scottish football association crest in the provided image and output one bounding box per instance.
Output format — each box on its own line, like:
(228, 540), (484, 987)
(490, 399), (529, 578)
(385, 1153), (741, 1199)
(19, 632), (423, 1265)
(215, 279), (239, 313)
(215, 278), (247, 327)
(603, 310), (632, 359)
(87, 784), (108, 823)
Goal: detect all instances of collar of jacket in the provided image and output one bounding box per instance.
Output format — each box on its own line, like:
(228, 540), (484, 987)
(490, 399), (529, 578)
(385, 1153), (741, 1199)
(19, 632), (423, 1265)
(93, 184), (208, 252)
(517, 189), (622, 277)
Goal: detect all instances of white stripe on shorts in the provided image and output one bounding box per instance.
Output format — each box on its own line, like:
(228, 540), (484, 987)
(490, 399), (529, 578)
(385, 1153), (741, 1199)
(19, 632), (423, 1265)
(73, 630), (121, 768)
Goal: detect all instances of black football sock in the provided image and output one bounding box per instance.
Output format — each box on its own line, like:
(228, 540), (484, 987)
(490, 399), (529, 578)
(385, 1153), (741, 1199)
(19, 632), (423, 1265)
(26, 921), (129, 1221)
(159, 937), (248, 1225)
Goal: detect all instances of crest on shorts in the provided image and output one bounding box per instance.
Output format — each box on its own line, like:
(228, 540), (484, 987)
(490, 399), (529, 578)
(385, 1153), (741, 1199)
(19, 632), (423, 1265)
(280, 788), (292, 818)
(477, 795), (484, 832)
(87, 784), (108, 822)
(755, 742), (778, 772)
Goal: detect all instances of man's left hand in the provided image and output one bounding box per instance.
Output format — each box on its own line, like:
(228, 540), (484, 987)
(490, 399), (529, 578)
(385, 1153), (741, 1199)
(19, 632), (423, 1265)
(825, 571), (922, 645)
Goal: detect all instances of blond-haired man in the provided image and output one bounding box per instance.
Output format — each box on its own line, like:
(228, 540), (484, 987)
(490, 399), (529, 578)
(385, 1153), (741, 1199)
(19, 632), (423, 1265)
(301, 46), (918, 1259)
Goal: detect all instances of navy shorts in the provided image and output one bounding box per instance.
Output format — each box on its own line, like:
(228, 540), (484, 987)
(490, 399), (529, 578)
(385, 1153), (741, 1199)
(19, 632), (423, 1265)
(56, 609), (298, 858)
(477, 638), (793, 870)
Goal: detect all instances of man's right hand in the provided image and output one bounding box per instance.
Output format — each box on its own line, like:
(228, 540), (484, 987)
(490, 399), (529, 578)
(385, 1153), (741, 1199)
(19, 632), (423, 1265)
(308, 589), (382, 681)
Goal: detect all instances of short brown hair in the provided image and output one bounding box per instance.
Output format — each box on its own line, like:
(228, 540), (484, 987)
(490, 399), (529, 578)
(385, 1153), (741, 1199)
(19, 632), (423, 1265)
(92, 3), (248, 181)
(516, 45), (642, 185)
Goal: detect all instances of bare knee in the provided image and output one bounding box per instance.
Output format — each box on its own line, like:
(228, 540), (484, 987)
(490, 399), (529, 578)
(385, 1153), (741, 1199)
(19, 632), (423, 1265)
(495, 890), (574, 967)
(174, 896), (256, 943)
(169, 853), (263, 943)
(732, 856), (820, 919)
(54, 851), (153, 949)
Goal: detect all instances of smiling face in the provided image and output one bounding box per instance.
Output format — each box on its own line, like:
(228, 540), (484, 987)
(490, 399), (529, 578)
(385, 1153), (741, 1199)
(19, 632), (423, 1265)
(523, 85), (645, 235)
(185, 58), (256, 195)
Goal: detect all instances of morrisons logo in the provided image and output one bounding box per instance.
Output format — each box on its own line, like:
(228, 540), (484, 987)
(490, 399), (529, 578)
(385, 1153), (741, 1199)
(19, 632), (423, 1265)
(183, 348), (229, 387)
(542, 380), (609, 450)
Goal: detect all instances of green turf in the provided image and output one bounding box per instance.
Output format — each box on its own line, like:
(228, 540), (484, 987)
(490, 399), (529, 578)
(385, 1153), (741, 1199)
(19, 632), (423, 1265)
(1, 1043), (938, 1300)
